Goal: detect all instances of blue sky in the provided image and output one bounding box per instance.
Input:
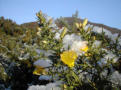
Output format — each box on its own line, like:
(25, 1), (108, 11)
(0, 0), (121, 29)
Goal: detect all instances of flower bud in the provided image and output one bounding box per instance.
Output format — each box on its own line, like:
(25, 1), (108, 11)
(80, 22), (82, 27)
(37, 31), (40, 36)
(83, 18), (88, 28)
(60, 27), (67, 39)
(42, 40), (47, 44)
(87, 27), (91, 32)
(93, 36), (96, 40)
(75, 23), (79, 28)
(37, 27), (41, 31)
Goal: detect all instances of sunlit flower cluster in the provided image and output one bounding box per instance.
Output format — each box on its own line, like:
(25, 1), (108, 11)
(75, 18), (88, 29)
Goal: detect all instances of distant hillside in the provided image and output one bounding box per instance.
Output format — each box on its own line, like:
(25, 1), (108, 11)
(21, 17), (121, 35)
(0, 16), (24, 36)
(56, 17), (121, 35)
(21, 22), (38, 30)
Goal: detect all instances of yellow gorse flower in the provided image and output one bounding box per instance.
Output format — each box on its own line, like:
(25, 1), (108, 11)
(82, 18), (88, 28)
(60, 27), (67, 39)
(80, 22), (82, 27)
(93, 36), (96, 40)
(80, 45), (88, 52)
(75, 22), (82, 28)
(60, 50), (78, 68)
(85, 52), (91, 57)
(42, 40), (47, 44)
(75, 23), (80, 28)
(33, 66), (47, 75)
(75, 18), (88, 29)
(37, 31), (40, 36)
(37, 27), (41, 31)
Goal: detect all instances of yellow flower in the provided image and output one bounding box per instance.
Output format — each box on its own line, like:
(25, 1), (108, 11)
(93, 36), (96, 40)
(37, 27), (41, 31)
(63, 84), (68, 89)
(37, 31), (40, 36)
(80, 45), (88, 52)
(82, 18), (88, 28)
(80, 22), (82, 27)
(60, 27), (67, 39)
(75, 23), (80, 28)
(42, 40), (47, 44)
(60, 50), (78, 68)
(33, 66), (47, 75)
(75, 22), (82, 28)
(75, 18), (88, 29)
(85, 52), (91, 57)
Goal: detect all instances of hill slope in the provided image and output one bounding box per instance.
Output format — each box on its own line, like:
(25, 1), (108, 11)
(21, 17), (121, 35)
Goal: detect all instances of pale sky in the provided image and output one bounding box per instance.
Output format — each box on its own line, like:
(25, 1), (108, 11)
(0, 0), (121, 29)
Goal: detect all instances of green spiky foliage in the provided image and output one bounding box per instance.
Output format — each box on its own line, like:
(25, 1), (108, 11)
(0, 16), (40, 89)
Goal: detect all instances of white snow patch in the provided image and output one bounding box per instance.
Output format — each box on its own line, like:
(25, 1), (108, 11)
(34, 59), (52, 68)
(62, 34), (82, 50)
(39, 75), (52, 80)
(36, 49), (55, 57)
(98, 51), (119, 66)
(28, 81), (62, 90)
(93, 40), (101, 47)
(109, 71), (121, 85)
(70, 41), (88, 55)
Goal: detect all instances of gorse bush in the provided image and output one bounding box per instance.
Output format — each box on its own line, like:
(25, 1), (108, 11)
(0, 11), (121, 90)
(33, 11), (121, 90)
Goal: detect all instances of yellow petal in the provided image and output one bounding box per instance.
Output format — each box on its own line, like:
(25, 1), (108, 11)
(33, 69), (41, 75)
(33, 66), (45, 75)
(80, 46), (88, 52)
(60, 50), (78, 68)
